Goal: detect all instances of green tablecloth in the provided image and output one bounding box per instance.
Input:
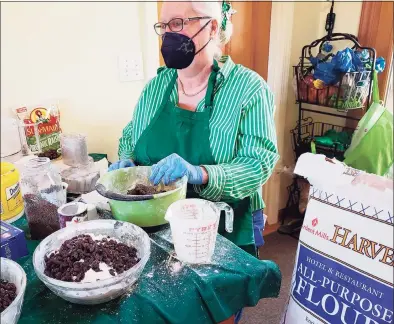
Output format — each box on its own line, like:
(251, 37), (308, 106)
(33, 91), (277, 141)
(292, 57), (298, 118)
(13, 217), (281, 324)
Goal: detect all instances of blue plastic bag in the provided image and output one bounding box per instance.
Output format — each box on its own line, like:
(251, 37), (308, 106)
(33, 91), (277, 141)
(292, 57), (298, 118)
(308, 56), (320, 66)
(357, 49), (370, 62)
(376, 57), (386, 73)
(351, 50), (365, 71)
(322, 42), (333, 53)
(331, 48), (354, 72)
(313, 62), (339, 85)
(310, 48), (372, 85)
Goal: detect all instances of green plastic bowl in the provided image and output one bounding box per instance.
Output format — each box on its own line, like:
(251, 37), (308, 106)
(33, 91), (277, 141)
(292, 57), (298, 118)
(95, 167), (187, 227)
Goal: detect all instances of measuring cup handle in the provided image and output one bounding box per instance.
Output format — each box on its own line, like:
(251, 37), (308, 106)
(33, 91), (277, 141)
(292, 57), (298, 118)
(214, 202), (234, 233)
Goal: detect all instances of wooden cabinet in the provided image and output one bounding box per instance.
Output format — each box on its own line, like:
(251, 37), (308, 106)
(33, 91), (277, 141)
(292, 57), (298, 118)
(224, 1), (271, 80)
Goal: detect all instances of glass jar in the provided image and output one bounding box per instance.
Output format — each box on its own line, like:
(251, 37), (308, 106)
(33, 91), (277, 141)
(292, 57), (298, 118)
(20, 157), (66, 240)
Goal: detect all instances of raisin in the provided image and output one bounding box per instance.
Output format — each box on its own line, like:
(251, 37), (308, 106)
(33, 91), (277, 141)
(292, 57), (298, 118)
(43, 234), (140, 283)
(0, 280), (17, 312)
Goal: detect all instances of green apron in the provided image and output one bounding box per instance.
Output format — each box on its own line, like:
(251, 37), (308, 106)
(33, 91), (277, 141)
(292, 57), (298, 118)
(133, 61), (255, 252)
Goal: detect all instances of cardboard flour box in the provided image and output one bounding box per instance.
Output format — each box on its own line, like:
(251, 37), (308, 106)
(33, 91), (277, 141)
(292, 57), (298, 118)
(1, 221), (28, 261)
(282, 153), (393, 324)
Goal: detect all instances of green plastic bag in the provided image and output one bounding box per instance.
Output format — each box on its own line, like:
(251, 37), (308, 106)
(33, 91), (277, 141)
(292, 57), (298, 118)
(344, 71), (393, 177)
(314, 129), (352, 151)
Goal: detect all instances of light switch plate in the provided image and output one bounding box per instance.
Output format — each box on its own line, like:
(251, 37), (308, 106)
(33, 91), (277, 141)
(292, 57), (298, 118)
(118, 52), (144, 82)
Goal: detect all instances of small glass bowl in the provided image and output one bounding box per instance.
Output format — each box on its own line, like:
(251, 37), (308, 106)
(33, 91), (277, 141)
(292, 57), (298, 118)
(0, 257), (27, 324)
(33, 220), (150, 305)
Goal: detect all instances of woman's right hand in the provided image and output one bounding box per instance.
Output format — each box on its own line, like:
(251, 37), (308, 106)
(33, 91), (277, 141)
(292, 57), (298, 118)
(108, 159), (135, 171)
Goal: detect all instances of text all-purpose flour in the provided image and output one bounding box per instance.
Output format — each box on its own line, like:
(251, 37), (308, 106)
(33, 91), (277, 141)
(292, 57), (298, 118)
(282, 154), (393, 324)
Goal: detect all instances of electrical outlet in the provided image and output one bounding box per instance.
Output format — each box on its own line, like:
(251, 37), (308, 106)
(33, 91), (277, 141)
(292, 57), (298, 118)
(118, 52), (144, 82)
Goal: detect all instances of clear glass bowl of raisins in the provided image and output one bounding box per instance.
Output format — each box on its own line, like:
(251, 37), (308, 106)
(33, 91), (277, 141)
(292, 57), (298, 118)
(32, 220), (150, 305)
(0, 257), (27, 324)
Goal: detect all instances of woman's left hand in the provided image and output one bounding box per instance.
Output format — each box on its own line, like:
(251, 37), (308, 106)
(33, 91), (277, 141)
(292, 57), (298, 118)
(150, 154), (204, 185)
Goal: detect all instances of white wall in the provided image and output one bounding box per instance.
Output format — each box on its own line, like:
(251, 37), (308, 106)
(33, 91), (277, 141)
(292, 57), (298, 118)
(265, 1), (295, 225)
(1, 2), (160, 162)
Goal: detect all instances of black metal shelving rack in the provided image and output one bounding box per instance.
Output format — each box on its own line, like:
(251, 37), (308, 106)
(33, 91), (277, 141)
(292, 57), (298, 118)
(278, 10), (376, 237)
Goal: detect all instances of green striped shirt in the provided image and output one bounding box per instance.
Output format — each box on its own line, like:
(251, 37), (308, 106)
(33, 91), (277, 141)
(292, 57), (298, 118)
(118, 56), (279, 211)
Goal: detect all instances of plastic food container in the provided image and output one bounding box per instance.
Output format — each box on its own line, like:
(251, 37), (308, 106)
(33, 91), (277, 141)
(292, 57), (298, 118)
(0, 257), (27, 324)
(60, 133), (89, 167)
(0, 162), (24, 223)
(95, 166), (187, 227)
(33, 220), (150, 305)
(1, 118), (23, 163)
(60, 158), (100, 194)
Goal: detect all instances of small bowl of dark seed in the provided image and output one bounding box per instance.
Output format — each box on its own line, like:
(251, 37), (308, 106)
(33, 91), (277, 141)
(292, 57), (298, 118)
(0, 258), (27, 324)
(33, 220), (150, 305)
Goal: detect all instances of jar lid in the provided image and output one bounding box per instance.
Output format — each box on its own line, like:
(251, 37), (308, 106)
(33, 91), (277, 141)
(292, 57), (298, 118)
(24, 157), (51, 171)
(1, 161), (17, 177)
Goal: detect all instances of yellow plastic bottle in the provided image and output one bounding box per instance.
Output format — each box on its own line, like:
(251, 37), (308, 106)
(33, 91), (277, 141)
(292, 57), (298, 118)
(1, 162), (24, 222)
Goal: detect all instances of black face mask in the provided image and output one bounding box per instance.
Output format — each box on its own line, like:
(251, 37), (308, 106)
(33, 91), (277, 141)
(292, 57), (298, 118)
(161, 20), (212, 70)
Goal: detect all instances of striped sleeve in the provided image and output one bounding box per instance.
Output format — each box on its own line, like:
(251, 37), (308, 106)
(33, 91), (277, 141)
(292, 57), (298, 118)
(118, 119), (135, 160)
(118, 86), (148, 160)
(199, 86), (280, 202)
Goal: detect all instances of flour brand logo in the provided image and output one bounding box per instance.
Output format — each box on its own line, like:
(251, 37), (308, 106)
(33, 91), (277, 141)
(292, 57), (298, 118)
(330, 225), (394, 267)
(302, 218), (329, 240)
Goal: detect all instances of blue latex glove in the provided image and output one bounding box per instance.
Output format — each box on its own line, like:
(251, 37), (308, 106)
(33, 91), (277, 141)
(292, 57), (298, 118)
(108, 159), (135, 171)
(150, 154), (203, 185)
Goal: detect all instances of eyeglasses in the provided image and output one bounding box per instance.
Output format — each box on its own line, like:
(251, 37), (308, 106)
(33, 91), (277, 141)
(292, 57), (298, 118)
(154, 16), (211, 36)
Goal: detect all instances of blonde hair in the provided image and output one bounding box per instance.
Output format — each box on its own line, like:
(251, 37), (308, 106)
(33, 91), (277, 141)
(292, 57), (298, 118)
(191, 1), (233, 59)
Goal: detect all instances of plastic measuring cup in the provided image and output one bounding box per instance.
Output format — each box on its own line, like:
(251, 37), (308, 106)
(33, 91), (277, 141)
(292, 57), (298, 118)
(165, 199), (234, 264)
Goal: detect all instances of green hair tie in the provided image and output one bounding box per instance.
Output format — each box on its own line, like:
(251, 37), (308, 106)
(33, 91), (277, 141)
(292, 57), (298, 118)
(221, 1), (236, 31)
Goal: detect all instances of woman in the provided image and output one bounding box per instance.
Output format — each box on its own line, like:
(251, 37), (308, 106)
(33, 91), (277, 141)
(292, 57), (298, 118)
(110, 1), (279, 257)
